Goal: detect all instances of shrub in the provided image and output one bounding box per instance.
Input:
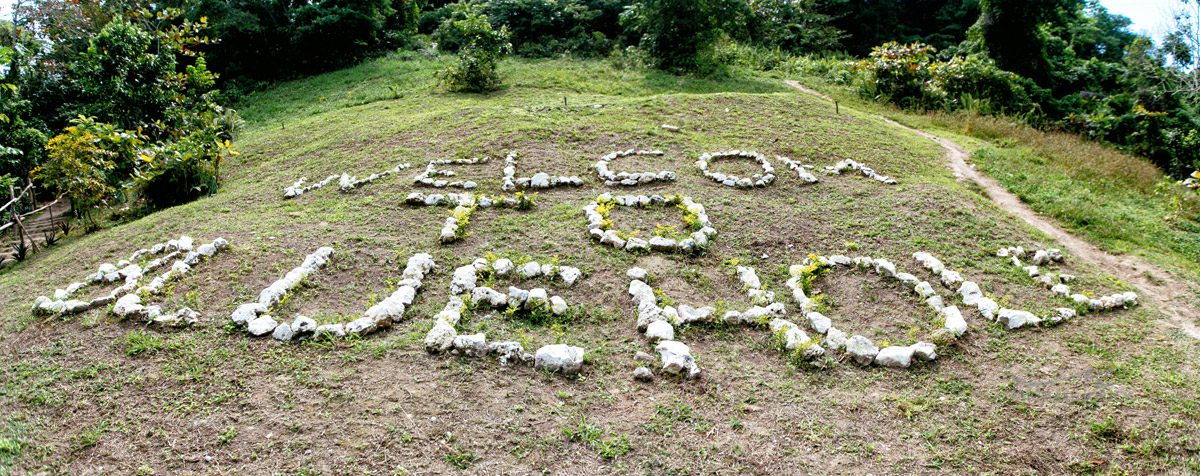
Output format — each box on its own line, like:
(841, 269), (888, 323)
(854, 41), (1033, 114)
(740, 0), (844, 53)
(436, 5), (512, 93)
(484, 0), (624, 57)
(135, 129), (236, 208)
(855, 41), (939, 108)
(926, 55), (1035, 114)
(34, 117), (142, 223)
(620, 0), (735, 72)
(27, 11), (240, 213)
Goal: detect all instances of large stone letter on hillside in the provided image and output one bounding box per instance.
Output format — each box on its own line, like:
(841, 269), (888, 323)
(229, 250), (437, 342)
(32, 235), (228, 328)
(423, 256), (586, 375)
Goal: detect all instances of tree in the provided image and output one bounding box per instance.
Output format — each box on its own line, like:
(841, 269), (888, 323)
(1163, 0), (1200, 100)
(436, 4), (511, 92)
(290, 0), (397, 72)
(0, 20), (49, 181)
(830, 0), (980, 55)
(621, 0), (740, 71)
(179, 0), (422, 86)
(34, 117), (140, 223)
(741, 0), (846, 53)
(968, 0), (1069, 84)
(481, 0), (627, 57)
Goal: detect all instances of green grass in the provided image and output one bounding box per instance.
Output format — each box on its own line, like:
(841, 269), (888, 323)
(443, 447), (479, 469)
(122, 330), (165, 357)
(781, 64), (1200, 283)
(970, 143), (1200, 276)
(0, 55), (1197, 474)
(0, 419), (28, 476)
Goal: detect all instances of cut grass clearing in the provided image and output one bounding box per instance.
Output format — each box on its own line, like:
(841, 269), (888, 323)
(0, 56), (1197, 474)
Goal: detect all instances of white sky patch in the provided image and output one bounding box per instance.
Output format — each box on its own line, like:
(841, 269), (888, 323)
(1099, 0), (1180, 43)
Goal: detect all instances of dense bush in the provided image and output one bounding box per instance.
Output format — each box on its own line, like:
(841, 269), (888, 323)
(9, 6), (241, 218)
(620, 0), (736, 72)
(0, 22), (48, 180)
(437, 5), (512, 92)
(182, 0), (421, 87)
(740, 0), (844, 53)
(483, 0), (625, 57)
(33, 117), (140, 222)
(429, 1), (627, 57)
(853, 42), (1034, 114)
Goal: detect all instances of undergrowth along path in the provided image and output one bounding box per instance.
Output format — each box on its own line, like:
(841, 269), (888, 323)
(784, 79), (1200, 340)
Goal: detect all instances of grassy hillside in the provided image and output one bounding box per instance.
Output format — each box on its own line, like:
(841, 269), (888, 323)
(2, 55), (1198, 474)
(777, 70), (1200, 286)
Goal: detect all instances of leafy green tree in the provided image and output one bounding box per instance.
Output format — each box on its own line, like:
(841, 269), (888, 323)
(180, 0), (422, 86)
(741, 0), (845, 52)
(290, 0), (397, 72)
(481, 0), (626, 57)
(34, 117), (142, 223)
(968, 0), (1070, 84)
(621, 0), (740, 71)
(828, 0), (979, 55)
(17, 5), (240, 212)
(1163, 0), (1200, 101)
(0, 21), (49, 180)
(437, 4), (512, 92)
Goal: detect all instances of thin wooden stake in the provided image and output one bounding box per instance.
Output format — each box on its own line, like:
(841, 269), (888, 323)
(9, 183), (37, 253)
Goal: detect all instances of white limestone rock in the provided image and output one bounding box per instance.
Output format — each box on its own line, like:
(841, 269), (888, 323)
(346, 316), (377, 335)
(676, 304), (713, 325)
(312, 323), (345, 338)
(645, 320), (675, 341)
(271, 322), (295, 341)
(112, 294), (144, 317)
(655, 340), (700, 379)
(634, 366), (654, 382)
(806, 312), (832, 334)
(940, 269), (963, 288)
(292, 316), (318, 335)
(941, 306), (968, 336)
(626, 267), (648, 281)
(231, 303), (266, 326)
(425, 320), (458, 353)
(648, 236), (677, 251)
(914, 281), (935, 298)
(519, 261), (542, 278)
(625, 237), (650, 252)
(875, 346), (915, 368)
(489, 341), (530, 366)
(534, 344), (585, 374)
(873, 259), (897, 278)
(845, 335), (879, 365)
(450, 265), (478, 295)
(492, 258), (514, 275)
(997, 308), (1040, 329)
(472, 286), (508, 308)
(911, 342), (937, 361)
(247, 315), (279, 336)
(736, 266), (762, 290)
(958, 281), (984, 306)
(559, 266), (582, 285)
(912, 252), (945, 274)
(452, 333), (489, 356)
(976, 297), (999, 321)
(549, 296), (569, 315)
(824, 327), (848, 350)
